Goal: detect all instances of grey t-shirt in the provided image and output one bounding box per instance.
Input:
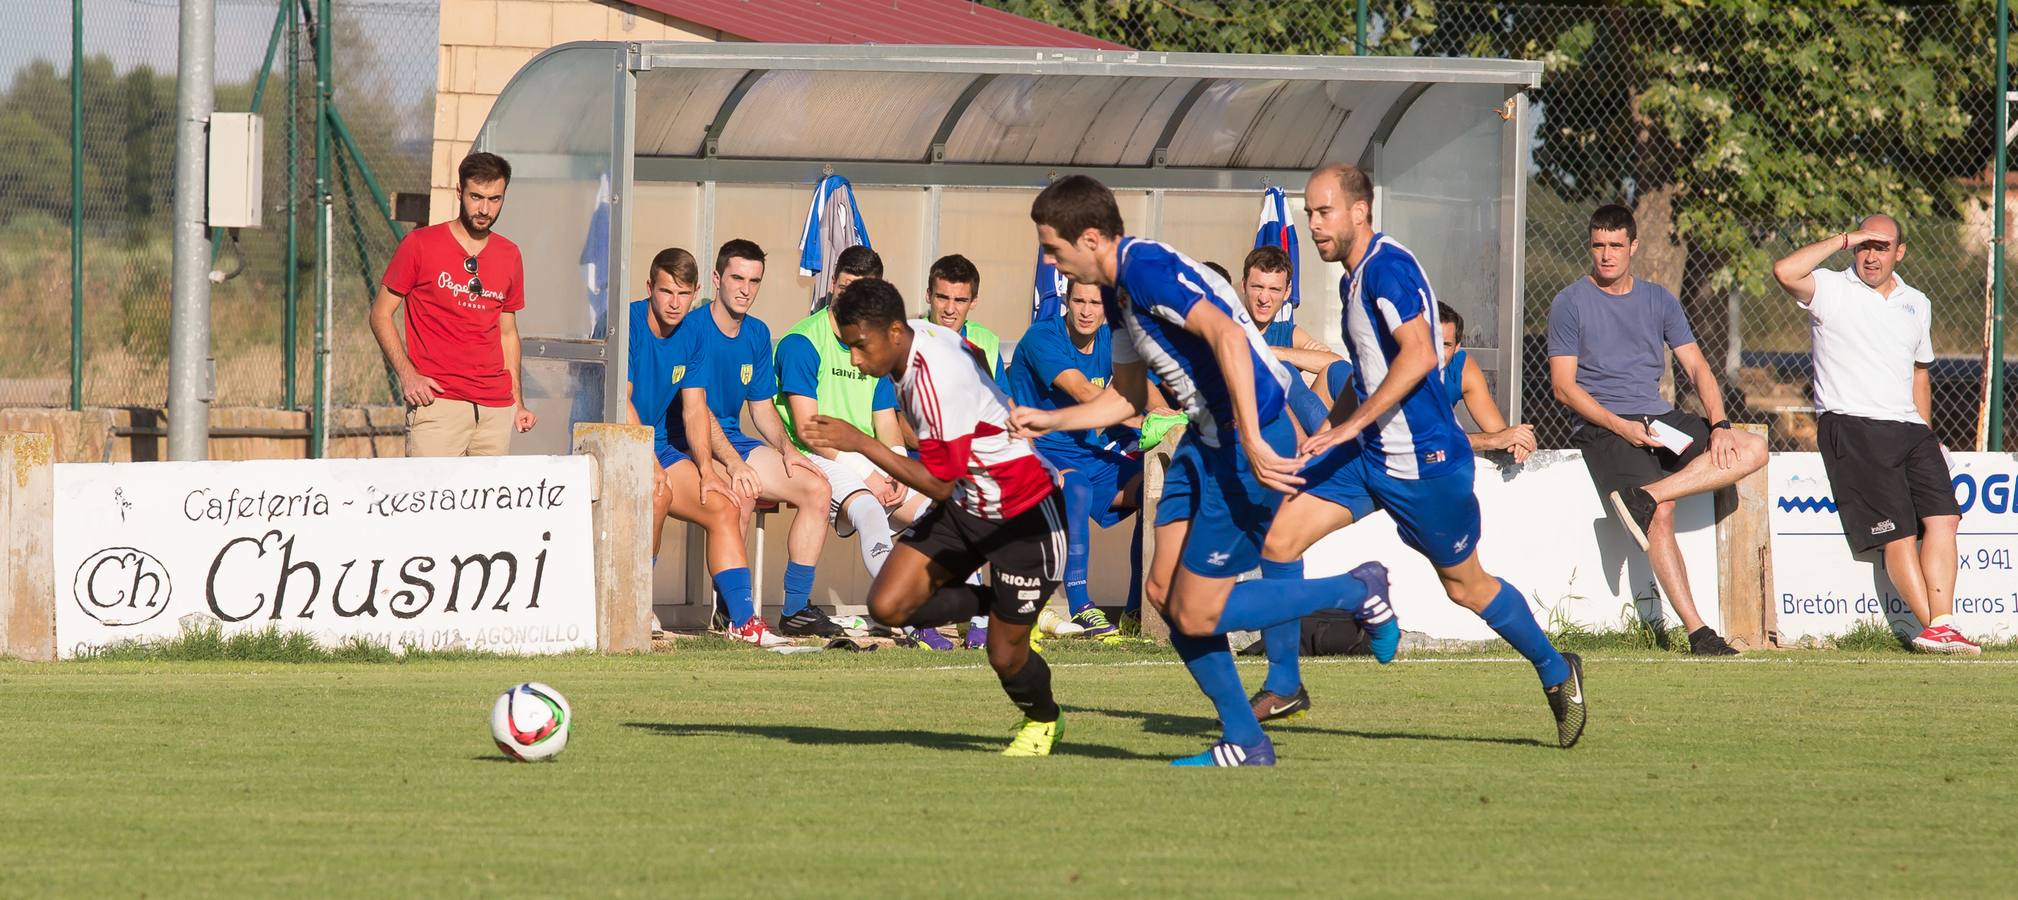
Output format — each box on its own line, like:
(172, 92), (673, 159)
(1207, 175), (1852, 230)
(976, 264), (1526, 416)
(1545, 276), (1697, 425)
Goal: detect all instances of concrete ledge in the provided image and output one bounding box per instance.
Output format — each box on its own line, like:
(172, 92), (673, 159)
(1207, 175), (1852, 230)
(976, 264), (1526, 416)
(573, 422), (654, 653)
(0, 433), (55, 660)
(0, 406), (407, 462)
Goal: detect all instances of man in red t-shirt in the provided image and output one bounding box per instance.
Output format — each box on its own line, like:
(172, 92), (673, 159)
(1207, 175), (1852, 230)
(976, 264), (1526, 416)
(370, 152), (537, 456)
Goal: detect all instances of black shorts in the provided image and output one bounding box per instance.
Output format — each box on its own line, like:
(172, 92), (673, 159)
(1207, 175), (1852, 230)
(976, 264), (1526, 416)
(899, 492), (1067, 626)
(1817, 413), (1959, 553)
(1571, 410), (1710, 501)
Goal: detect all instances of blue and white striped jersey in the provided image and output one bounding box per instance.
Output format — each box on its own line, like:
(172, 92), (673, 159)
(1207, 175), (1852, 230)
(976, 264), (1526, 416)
(1105, 237), (1292, 448)
(1341, 233), (1470, 479)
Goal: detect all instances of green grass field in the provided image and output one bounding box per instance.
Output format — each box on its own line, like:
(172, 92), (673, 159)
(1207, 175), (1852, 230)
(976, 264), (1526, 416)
(6, 644), (2016, 898)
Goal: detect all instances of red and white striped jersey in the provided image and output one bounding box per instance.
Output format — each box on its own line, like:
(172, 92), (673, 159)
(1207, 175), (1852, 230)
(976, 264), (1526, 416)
(896, 320), (1055, 519)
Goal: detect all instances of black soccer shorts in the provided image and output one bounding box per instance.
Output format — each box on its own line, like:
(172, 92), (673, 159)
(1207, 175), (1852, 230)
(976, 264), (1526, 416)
(1817, 412), (1959, 553)
(899, 492), (1067, 626)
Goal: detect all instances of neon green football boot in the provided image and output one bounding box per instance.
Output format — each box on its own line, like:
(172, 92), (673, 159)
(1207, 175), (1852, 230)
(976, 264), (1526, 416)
(1002, 715), (1062, 757)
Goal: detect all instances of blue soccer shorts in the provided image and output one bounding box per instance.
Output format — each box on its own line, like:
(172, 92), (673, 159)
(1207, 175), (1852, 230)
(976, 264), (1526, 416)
(1155, 414), (1297, 578)
(1300, 443), (1482, 568)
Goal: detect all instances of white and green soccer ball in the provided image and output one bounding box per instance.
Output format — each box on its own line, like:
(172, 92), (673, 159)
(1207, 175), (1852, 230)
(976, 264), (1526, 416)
(490, 682), (572, 762)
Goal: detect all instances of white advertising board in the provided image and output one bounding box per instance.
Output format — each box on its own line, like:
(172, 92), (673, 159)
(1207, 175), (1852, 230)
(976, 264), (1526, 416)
(1770, 452), (2016, 644)
(1302, 450), (1719, 641)
(53, 455), (596, 658)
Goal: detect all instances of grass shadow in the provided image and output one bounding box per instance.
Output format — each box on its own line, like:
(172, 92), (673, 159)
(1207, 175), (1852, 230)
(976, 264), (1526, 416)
(1063, 705), (1551, 749)
(622, 721), (1166, 761)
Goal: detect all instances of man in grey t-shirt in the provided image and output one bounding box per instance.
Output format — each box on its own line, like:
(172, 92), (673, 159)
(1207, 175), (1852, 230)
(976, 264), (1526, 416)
(1546, 204), (1768, 655)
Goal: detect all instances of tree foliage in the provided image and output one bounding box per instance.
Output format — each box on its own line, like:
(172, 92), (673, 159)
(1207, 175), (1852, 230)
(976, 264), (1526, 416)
(986, 0), (2007, 363)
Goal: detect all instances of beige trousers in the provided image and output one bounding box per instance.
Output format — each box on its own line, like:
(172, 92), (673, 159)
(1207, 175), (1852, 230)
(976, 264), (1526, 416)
(405, 399), (513, 457)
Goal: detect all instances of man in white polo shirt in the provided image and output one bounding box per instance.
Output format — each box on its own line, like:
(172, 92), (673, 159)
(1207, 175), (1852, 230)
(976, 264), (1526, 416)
(1771, 214), (1976, 655)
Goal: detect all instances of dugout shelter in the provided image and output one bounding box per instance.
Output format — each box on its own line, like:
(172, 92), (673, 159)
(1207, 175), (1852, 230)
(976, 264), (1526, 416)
(476, 43), (1541, 624)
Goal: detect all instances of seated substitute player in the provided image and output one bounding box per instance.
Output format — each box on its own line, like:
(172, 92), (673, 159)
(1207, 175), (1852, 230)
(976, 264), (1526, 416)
(1550, 205), (1767, 656)
(774, 247), (934, 638)
(1436, 301), (1537, 463)
(800, 278), (1070, 757)
(1006, 278), (1144, 639)
(1240, 245), (1353, 431)
(924, 254), (1006, 384)
(1261, 163), (1585, 749)
(811, 244), (881, 314)
(622, 248), (772, 645)
(1013, 175), (1392, 767)
(667, 239), (834, 644)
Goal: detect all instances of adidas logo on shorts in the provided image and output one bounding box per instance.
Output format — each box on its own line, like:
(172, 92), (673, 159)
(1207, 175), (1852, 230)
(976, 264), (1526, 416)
(1015, 601), (1036, 614)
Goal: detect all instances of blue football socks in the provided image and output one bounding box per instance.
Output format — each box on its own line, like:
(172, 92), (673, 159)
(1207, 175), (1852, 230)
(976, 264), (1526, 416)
(714, 567), (754, 628)
(781, 562), (817, 618)
(1322, 360), (1355, 404)
(1212, 565), (1370, 634)
(1479, 578), (1571, 686)
(1060, 471), (1097, 617)
(1286, 378), (1331, 435)
(1169, 629), (1265, 747)
(1256, 558), (1308, 697)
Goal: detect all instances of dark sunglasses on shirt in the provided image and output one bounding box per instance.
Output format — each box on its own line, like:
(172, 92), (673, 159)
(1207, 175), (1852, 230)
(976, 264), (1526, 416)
(463, 255), (483, 298)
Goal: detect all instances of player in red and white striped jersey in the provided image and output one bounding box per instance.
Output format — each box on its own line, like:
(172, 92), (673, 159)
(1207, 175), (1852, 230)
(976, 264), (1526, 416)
(802, 278), (1069, 758)
(899, 320), (1055, 520)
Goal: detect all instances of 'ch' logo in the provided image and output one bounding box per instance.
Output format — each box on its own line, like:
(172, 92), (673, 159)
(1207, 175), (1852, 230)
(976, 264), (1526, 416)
(73, 547), (172, 626)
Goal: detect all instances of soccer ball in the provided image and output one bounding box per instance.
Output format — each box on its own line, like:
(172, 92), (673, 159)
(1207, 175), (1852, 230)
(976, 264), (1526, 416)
(490, 682), (572, 762)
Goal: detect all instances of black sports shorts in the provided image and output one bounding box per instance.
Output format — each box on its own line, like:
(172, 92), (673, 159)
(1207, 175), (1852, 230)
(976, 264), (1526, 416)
(1571, 410), (1710, 502)
(1817, 412), (1959, 553)
(899, 492), (1067, 626)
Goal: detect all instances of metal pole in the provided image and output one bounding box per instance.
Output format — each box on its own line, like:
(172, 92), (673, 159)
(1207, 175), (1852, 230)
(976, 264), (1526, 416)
(168, 0), (215, 461)
(1355, 0), (1369, 55)
(69, 0), (83, 411)
(1991, 0), (2010, 450)
(312, 0), (332, 458)
(284, 0), (298, 409)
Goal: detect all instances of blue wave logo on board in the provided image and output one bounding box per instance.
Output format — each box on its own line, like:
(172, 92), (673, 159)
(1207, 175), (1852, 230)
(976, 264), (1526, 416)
(1776, 496), (1838, 513)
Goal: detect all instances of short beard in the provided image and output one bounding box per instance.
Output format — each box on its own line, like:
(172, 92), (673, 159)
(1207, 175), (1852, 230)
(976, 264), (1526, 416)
(459, 210), (491, 238)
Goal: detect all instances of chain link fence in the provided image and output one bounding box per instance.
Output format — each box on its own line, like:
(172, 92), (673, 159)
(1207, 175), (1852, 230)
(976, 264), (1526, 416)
(0, 0), (433, 410)
(994, 0), (2015, 449)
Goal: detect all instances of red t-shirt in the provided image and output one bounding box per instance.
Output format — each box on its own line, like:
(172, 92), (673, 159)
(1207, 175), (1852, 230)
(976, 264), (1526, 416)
(381, 222), (525, 406)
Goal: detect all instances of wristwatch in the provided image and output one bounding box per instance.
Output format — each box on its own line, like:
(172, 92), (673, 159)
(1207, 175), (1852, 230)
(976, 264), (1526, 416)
(1711, 419), (1732, 431)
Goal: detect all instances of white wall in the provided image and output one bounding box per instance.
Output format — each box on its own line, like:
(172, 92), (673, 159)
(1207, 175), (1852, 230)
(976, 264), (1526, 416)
(1770, 452), (2018, 644)
(1302, 449), (1719, 642)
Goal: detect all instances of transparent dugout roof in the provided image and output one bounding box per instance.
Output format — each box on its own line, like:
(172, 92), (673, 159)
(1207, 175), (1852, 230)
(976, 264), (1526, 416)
(476, 42), (1546, 449)
(607, 43), (1540, 169)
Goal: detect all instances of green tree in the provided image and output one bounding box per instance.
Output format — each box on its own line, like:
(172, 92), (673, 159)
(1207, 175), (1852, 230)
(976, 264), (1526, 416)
(988, 0), (2004, 373)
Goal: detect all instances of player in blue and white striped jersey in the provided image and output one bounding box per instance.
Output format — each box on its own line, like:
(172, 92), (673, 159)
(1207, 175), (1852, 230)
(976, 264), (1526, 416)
(1011, 175), (1387, 768)
(1269, 162), (1586, 749)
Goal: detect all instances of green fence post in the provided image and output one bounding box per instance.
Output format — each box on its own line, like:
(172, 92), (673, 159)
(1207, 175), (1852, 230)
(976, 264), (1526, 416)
(69, 0), (83, 411)
(1993, 0), (2010, 450)
(285, 0), (299, 410)
(1355, 0), (1369, 55)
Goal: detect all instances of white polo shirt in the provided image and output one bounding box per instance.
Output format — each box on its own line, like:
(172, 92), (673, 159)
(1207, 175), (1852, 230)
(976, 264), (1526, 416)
(1801, 266), (1933, 424)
